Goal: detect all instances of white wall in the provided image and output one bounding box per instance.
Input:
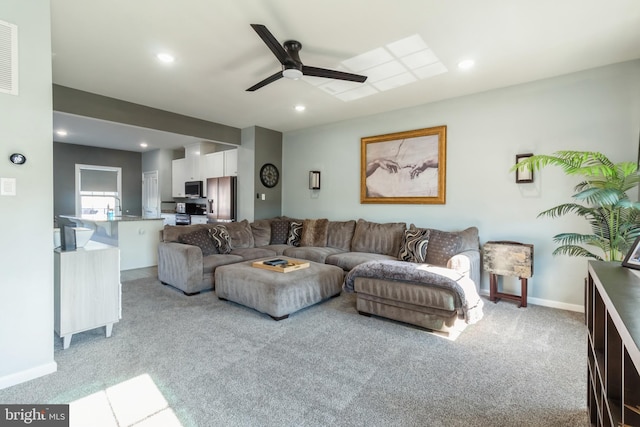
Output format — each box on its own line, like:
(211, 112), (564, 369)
(0, 1), (56, 388)
(282, 60), (640, 311)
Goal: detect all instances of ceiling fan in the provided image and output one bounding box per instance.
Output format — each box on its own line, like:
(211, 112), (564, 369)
(246, 24), (368, 92)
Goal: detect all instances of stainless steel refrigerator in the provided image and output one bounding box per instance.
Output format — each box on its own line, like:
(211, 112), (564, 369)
(206, 176), (237, 221)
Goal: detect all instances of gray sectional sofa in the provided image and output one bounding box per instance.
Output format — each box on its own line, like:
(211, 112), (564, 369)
(157, 217), (483, 333)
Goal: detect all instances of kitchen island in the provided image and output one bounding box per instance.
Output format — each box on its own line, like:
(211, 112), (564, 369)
(59, 215), (164, 271)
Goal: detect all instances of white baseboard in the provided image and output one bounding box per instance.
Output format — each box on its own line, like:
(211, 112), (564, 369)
(0, 361), (57, 390)
(479, 290), (584, 313)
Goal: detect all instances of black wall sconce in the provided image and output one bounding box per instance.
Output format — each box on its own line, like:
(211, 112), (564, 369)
(309, 171), (321, 190)
(515, 153), (534, 183)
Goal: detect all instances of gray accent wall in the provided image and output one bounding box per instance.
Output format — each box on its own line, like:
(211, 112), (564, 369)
(254, 127), (283, 220)
(282, 60), (640, 310)
(53, 142), (143, 218)
(0, 0), (57, 388)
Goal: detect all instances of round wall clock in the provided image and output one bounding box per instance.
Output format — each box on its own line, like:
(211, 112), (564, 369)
(260, 163), (279, 188)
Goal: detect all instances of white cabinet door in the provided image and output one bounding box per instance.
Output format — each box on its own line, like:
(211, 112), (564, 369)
(161, 213), (176, 226)
(190, 215), (208, 225)
(224, 149), (238, 176)
(202, 152), (224, 179)
(172, 158), (187, 197)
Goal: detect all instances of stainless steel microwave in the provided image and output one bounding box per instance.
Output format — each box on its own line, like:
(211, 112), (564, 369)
(185, 181), (203, 198)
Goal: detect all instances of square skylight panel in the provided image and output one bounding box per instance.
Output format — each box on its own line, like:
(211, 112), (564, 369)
(341, 47), (393, 72)
(386, 34), (429, 57)
(413, 62), (448, 79)
(335, 85), (379, 102)
(372, 72), (417, 91)
(318, 79), (364, 95)
(400, 49), (440, 69)
(365, 61), (408, 83)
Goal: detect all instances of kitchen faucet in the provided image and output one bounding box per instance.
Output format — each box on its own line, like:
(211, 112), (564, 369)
(114, 197), (122, 214)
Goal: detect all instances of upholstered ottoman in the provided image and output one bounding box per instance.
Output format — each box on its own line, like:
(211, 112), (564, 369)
(214, 257), (344, 320)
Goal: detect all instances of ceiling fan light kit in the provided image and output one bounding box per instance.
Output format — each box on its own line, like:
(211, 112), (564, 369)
(282, 68), (302, 80)
(247, 24), (367, 91)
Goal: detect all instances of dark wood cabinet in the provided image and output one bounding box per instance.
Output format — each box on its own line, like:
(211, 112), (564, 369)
(586, 261), (640, 427)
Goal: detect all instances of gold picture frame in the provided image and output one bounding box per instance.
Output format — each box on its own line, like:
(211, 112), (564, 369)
(361, 125), (446, 204)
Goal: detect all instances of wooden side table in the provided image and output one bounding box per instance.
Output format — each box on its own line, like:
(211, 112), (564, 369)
(483, 241), (534, 308)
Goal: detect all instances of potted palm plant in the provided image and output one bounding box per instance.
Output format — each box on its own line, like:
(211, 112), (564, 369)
(513, 150), (640, 261)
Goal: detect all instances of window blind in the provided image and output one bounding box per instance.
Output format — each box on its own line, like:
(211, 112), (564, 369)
(80, 169), (118, 192)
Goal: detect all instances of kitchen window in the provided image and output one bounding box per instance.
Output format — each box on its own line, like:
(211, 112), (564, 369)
(75, 164), (122, 217)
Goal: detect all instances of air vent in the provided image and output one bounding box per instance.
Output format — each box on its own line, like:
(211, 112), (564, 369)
(0, 20), (18, 96)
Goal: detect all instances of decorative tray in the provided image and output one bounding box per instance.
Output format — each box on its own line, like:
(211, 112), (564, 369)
(252, 258), (310, 273)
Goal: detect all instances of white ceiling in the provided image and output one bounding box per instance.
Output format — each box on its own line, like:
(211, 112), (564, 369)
(50, 0), (640, 152)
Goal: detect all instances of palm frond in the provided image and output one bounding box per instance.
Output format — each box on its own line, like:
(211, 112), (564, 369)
(512, 150), (640, 261)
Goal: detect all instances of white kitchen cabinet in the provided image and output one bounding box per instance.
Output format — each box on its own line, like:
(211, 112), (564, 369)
(202, 152), (224, 178)
(172, 158), (188, 197)
(161, 213), (176, 226)
(190, 215), (208, 225)
(54, 241), (121, 349)
(224, 149), (238, 176)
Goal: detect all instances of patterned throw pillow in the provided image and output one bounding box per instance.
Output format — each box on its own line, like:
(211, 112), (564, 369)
(178, 228), (218, 256)
(398, 227), (430, 263)
(425, 229), (462, 266)
(286, 221), (303, 246)
(270, 220), (290, 244)
(208, 225), (232, 254)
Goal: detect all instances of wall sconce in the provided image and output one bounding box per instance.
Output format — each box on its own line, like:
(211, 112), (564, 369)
(309, 171), (321, 190)
(515, 153), (534, 183)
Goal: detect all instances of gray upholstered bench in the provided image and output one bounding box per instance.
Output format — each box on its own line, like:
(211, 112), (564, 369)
(214, 257), (344, 320)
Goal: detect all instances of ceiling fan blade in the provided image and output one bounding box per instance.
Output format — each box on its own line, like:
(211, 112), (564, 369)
(302, 66), (367, 83)
(250, 24), (289, 65)
(246, 71), (283, 92)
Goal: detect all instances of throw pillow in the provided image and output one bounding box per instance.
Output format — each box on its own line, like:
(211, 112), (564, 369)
(398, 227), (430, 263)
(270, 219), (290, 244)
(424, 228), (462, 266)
(300, 218), (329, 247)
(286, 221), (303, 246)
(224, 219), (254, 249)
(251, 219), (272, 247)
(208, 225), (232, 254)
(178, 228), (218, 256)
(350, 219), (407, 256)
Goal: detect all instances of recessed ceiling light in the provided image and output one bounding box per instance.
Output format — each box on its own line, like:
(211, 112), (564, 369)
(140, 142), (148, 148)
(294, 105), (306, 112)
(458, 59), (475, 70)
(156, 53), (175, 63)
(56, 129), (67, 136)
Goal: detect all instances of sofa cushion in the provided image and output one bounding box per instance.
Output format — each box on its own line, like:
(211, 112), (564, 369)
(287, 221), (302, 246)
(300, 218), (329, 247)
(209, 226), (232, 254)
(350, 219), (407, 256)
(282, 246), (345, 264)
(257, 244), (290, 255)
(326, 220), (356, 251)
(398, 227), (430, 263)
(178, 228), (219, 256)
(269, 219), (290, 244)
(251, 219), (272, 247)
(162, 224), (207, 243)
(202, 254), (244, 275)
(230, 247), (277, 260)
(223, 219), (254, 249)
(325, 251), (398, 271)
